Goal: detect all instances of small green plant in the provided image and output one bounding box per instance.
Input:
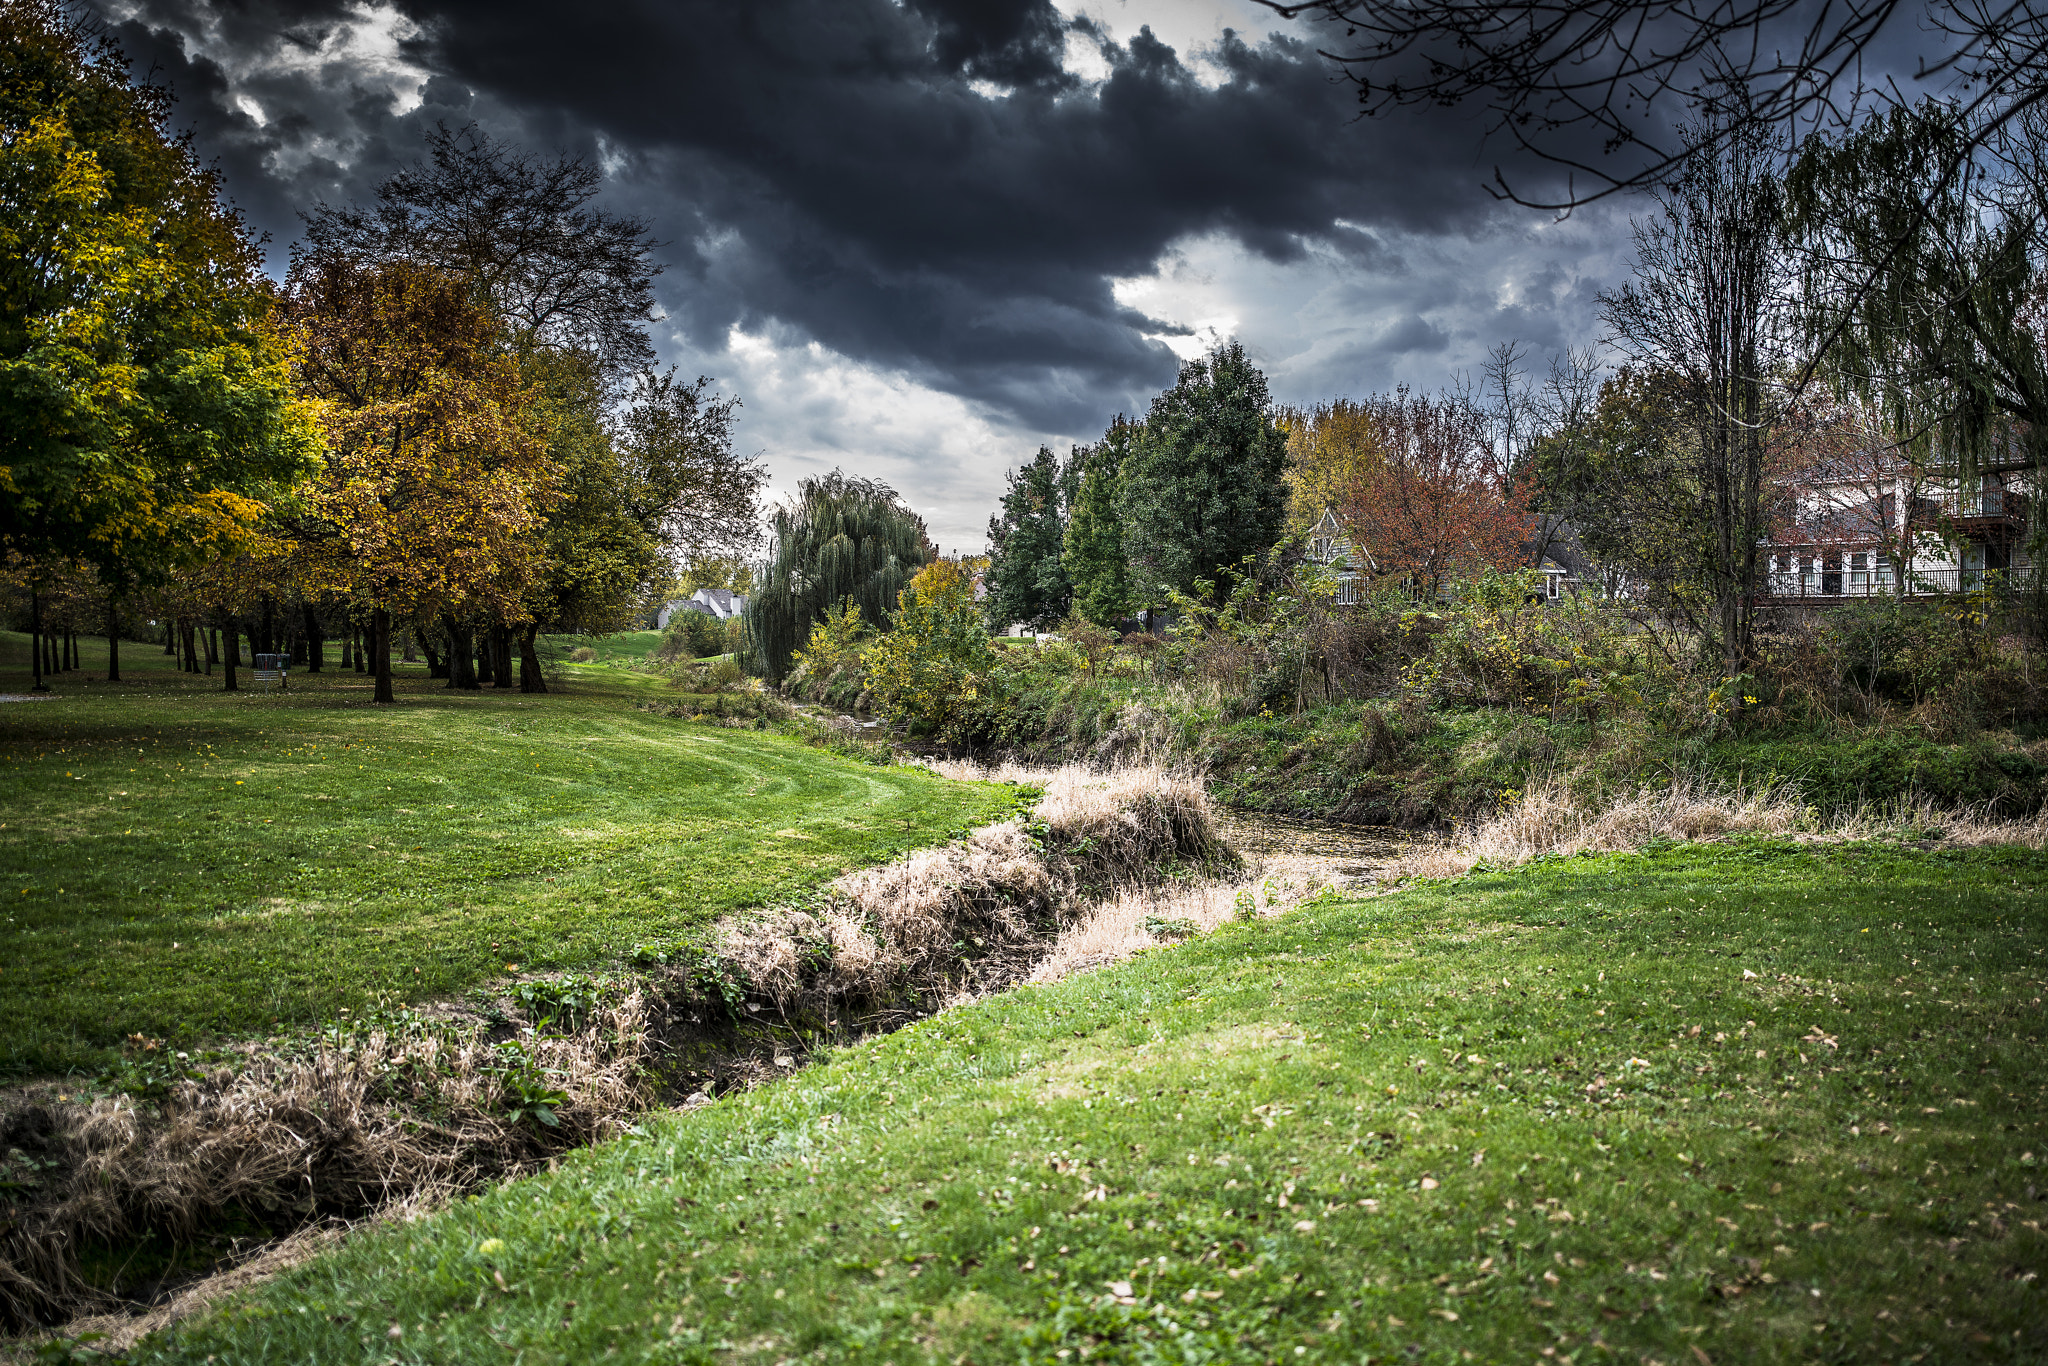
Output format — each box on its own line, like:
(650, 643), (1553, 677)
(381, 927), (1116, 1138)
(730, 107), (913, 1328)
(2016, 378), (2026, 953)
(1142, 914), (1198, 940)
(684, 946), (749, 1016)
(98, 1035), (209, 1101)
(508, 974), (606, 1034)
(486, 1041), (568, 1129)
(1231, 888), (1257, 921)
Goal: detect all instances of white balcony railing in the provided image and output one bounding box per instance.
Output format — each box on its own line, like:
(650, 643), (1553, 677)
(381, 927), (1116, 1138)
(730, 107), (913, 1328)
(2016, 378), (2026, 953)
(1762, 564), (2038, 599)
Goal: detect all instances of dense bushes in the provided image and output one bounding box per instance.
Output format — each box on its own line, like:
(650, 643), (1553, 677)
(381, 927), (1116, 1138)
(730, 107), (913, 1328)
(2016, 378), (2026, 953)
(657, 609), (742, 662)
(765, 549), (2047, 822)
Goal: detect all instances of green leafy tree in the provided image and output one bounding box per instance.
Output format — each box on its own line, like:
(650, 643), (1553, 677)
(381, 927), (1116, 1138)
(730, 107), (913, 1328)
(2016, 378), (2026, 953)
(1788, 99), (2047, 508)
(0, 1), (312, 584)
(746, 470), (932, 681)
(983, 445), (1079, 632)
(1063, 417), (1138, 627)
(865, 559), (996, 737)
(1121, 341), (1290, 604)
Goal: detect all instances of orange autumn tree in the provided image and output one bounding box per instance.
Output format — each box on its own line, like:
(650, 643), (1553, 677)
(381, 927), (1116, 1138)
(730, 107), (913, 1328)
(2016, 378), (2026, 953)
(1338, 388), (1532, 600)
(284, 255), (554, 702)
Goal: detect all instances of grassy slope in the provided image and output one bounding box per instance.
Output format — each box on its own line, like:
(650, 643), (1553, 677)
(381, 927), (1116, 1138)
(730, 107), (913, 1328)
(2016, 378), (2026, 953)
(545, 630), (668, 665)
(0, 633), (1016, 1077)
(137, 840), (2046, 1365)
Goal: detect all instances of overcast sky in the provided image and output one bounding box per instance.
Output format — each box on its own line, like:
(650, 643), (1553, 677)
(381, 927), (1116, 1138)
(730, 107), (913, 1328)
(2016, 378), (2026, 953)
(99, 0), (1719, 549)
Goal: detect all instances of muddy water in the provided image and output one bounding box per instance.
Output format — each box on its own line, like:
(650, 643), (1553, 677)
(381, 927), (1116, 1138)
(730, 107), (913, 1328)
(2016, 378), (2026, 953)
(1213, 809), (1437, 891)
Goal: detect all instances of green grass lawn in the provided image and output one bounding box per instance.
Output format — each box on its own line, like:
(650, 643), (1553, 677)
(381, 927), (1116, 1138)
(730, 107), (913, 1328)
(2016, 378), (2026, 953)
(126, 838), (2047, 1365)
(0, 632), (1017, 1077)
(544, 630), (668, 665)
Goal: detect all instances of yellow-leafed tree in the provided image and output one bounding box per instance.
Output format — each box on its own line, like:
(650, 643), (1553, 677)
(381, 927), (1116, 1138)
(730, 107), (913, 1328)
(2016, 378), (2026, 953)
(284, 255), (554, 702)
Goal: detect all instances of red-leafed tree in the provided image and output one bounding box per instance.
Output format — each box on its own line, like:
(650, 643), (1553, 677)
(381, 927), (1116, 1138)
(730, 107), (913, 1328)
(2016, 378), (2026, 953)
(1337, 388), (1532, 600)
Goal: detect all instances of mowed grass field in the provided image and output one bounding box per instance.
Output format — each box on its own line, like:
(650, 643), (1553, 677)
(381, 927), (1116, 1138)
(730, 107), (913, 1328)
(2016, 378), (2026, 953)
(0, 632), (1017, 1077)
(131, 839), (2048, 1365)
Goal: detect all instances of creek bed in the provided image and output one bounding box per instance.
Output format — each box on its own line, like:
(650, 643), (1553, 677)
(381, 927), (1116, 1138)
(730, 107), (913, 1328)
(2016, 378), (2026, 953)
(1215, 808), (1437, 889)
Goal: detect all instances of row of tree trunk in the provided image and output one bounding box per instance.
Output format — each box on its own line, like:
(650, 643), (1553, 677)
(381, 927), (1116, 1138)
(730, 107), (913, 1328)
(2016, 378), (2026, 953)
(24, 587), (114, 691)
(20, 587), (546, 703)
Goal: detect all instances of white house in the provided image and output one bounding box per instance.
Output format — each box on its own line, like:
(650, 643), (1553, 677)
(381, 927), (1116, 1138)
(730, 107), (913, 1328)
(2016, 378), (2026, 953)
(1305, 508), (1373, 603)
(1763, 455), (2035, 602)
(656, 587), (747, 630)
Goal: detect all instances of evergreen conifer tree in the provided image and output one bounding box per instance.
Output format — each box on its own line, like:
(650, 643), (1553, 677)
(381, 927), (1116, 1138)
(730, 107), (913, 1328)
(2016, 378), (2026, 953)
(1120, 341), (1290, 602)
(1063, 418), (1138, 627)
(983, 446), (1079, 632)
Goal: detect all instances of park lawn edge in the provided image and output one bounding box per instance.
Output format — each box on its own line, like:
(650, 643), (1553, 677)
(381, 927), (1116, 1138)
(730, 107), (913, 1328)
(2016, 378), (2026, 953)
(120, 835), (2048, 1366)
(0, 634), (1025, 1079)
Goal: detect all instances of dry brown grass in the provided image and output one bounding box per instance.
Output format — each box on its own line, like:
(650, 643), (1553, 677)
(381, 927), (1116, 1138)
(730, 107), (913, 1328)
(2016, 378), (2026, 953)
(1027, 882), (1253, 983)
(1, 762), (1224, 1336)
(1377, 775), (2048, 882)
(0, 996), (654, 1330)
(1378, 776), (1808, 879)
(717, 761), (1228, 1019)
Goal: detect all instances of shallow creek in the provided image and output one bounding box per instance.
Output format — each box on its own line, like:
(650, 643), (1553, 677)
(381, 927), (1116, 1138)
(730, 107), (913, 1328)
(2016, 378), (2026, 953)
(1213, 808), (1437, 892)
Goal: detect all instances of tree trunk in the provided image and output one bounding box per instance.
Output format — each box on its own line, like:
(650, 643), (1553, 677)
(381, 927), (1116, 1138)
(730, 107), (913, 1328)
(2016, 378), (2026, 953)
(518, 623), (547, 693)
(106, 593), (121, 683)
(443, 613), (480, 690)
(373, 607), (395, 704)
(420, 630), (448, 679)
(64, 631), (75, 671)
(401, 630), (418, 663)
(29, 587), (46, 692)
(220, 613), (239, 691)
(491, 624), (513, 689)
(258, 596), (276, 657)
(475, 630), (495, 686)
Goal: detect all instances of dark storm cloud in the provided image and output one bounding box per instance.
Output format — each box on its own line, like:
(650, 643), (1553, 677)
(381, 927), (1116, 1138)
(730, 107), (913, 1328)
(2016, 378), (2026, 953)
(99, 0), (1563, 429)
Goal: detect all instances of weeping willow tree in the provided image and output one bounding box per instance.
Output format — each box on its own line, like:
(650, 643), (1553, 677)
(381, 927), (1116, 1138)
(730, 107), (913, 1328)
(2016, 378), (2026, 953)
(745, 470), (933, 681)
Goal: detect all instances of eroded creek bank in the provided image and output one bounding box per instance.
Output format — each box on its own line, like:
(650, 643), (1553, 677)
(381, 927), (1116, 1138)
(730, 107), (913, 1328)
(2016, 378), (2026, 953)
(3, 769), (1432, 1352)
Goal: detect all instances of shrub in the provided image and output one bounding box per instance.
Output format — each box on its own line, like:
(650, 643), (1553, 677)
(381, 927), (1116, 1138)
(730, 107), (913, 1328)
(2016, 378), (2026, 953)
(660, 611), (733, 662)
(784, 601), (873, 706)
(865, 560), (1000, 736)
(569, 646), (597, 663)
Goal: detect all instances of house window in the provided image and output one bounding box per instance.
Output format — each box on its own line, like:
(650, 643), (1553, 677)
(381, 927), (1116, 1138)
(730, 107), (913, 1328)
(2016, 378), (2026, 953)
(1546, 575), (1559, 599)
(1337, 577), (1358, 606)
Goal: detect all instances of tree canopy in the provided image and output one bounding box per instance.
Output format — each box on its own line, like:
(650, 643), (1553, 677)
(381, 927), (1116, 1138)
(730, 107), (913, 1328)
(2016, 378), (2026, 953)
(1063, 418), (1139, 629)
(0, 0), (313, 584)
(745, 470), (933, 682)
(983, 445), (1079, 632)
(1121, 341), (1290, 603)
(301, 123), (662, 380)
